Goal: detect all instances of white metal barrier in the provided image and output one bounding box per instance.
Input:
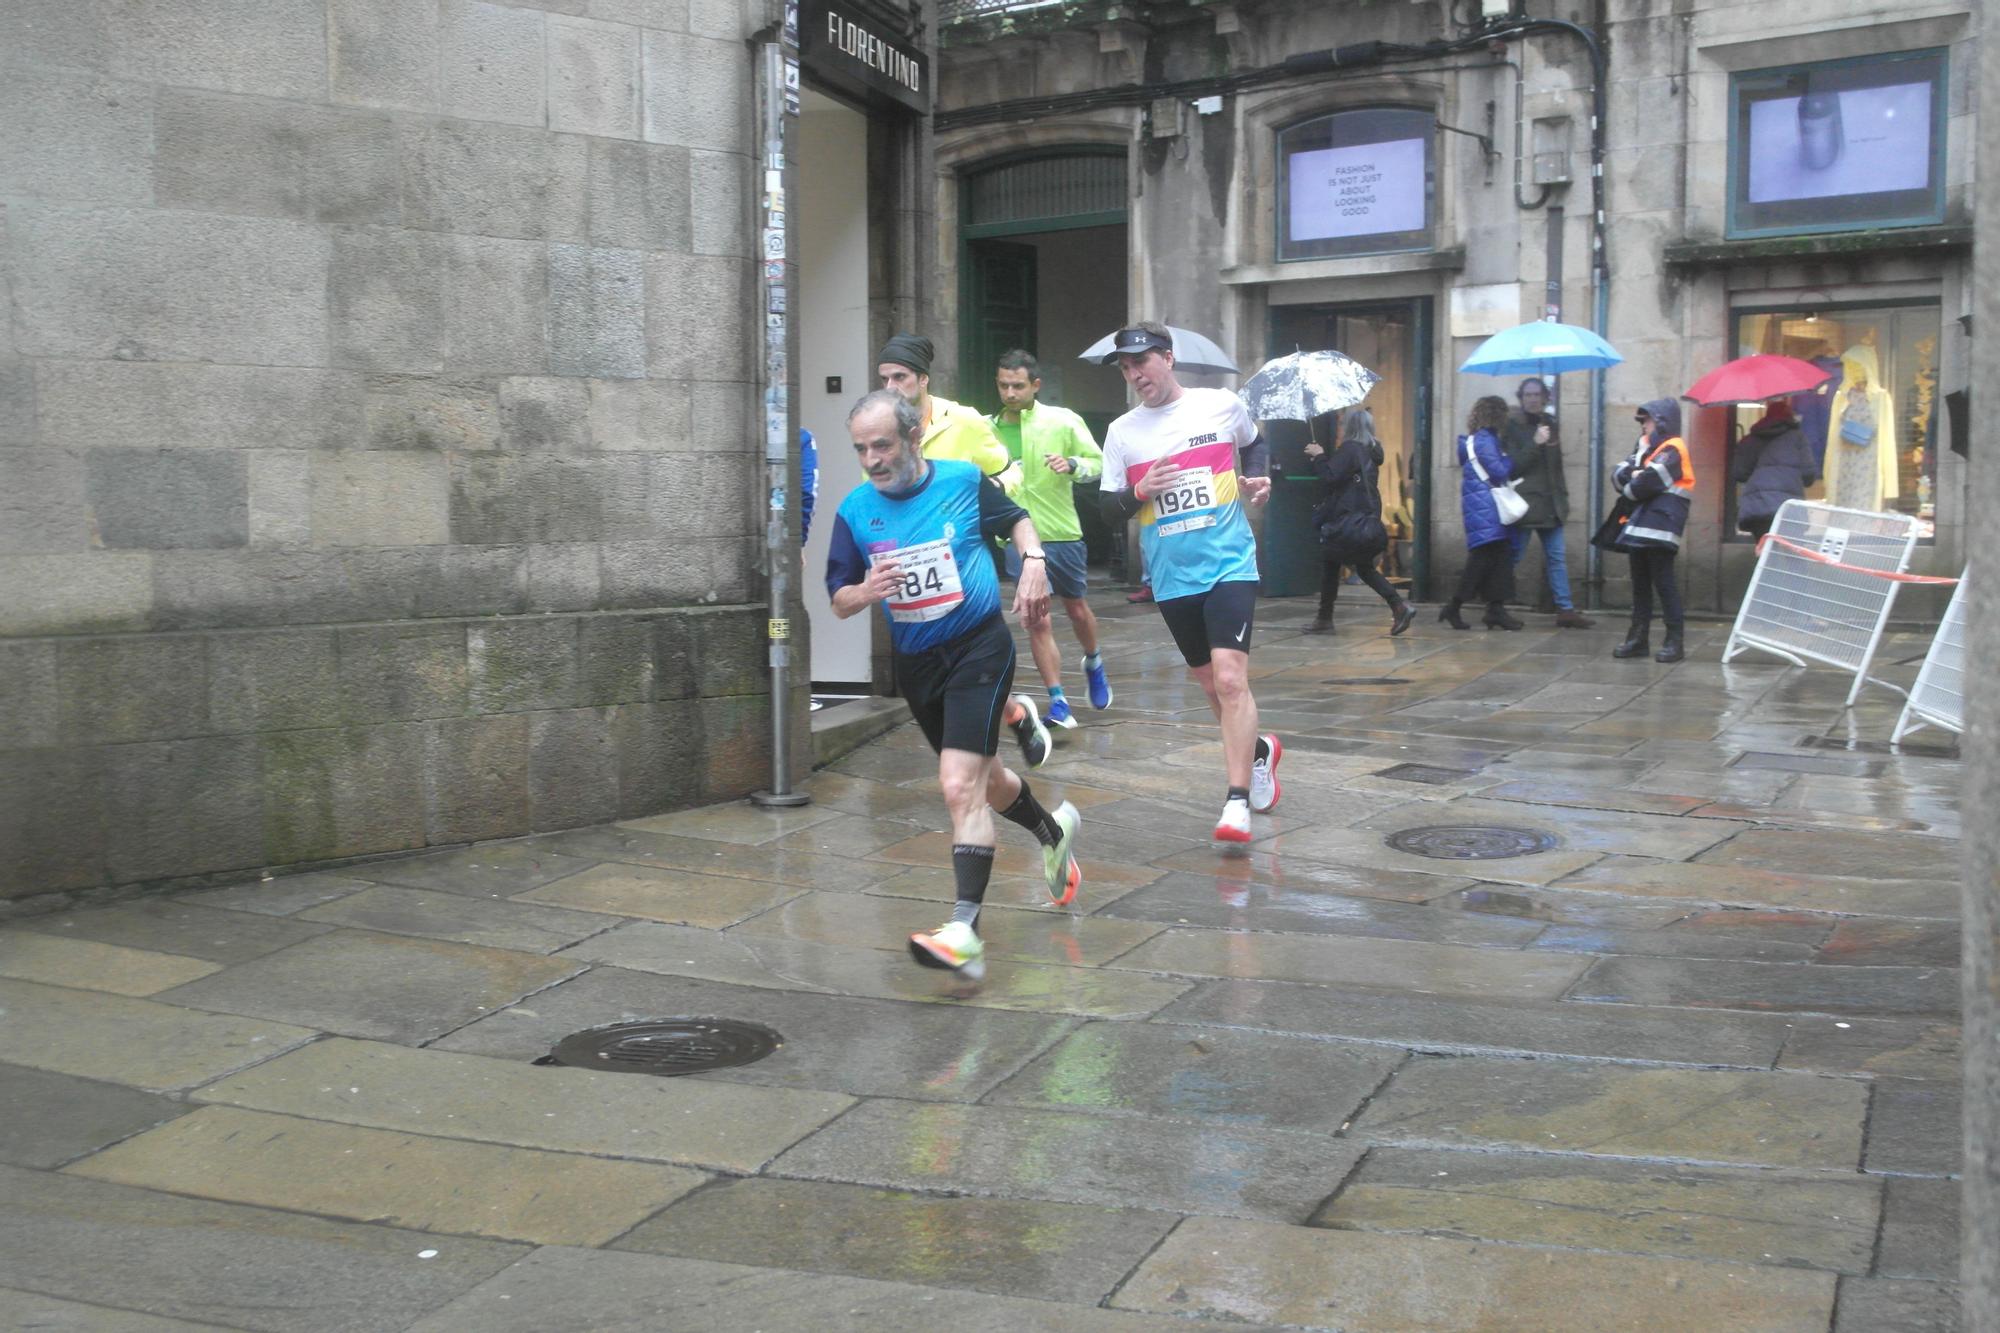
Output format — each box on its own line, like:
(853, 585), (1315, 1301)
(1721, 500), (1921, 707)
(1892, 570), (1969, 743)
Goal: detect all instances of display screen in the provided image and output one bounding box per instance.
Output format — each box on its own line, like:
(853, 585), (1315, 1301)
(1287, 138), (1428, 241)
(1729, 49), (1945, 237)
(1277, 108), (1433, 261)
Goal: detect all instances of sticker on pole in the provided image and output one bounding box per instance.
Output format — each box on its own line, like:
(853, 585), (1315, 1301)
(769, 618), (791, 640)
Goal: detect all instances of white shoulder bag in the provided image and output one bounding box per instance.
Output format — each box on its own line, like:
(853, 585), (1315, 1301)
(1467, 441), (1528, 525)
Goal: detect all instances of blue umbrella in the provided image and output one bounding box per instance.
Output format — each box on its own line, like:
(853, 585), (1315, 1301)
(1460, 320), (1622, 377)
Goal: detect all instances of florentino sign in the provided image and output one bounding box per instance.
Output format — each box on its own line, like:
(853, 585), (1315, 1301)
(800, 0), (930, 115)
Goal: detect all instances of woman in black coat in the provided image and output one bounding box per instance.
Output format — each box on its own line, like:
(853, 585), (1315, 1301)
(1304, 408), (1416, 636)
(1733, 399), (1818, 540)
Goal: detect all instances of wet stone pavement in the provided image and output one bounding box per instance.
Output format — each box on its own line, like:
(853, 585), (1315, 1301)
(0, 591), (1964, 1331)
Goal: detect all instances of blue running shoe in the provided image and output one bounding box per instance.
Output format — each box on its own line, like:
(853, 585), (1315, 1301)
(1083, 656), (1113, 710)
(1044, 695), (1078, 730)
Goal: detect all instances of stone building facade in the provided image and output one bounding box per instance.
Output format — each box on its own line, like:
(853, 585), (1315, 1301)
(930, 0), (1978, 615)
(0, 0), (826, 904)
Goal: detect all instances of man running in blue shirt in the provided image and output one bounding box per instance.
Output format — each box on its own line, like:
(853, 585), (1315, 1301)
(826, 390), (1083, 981)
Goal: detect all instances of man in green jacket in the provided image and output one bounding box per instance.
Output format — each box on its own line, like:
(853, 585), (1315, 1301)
(991, 350), (1112, 728)
(1501, 377), (1594, 628)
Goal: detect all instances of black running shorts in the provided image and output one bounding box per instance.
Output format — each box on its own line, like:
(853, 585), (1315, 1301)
(1156, 579), (1260, 668)
(894, 612), (1019, 756)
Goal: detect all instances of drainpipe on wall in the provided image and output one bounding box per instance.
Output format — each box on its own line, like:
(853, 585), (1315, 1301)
(751, 28), (810, 810)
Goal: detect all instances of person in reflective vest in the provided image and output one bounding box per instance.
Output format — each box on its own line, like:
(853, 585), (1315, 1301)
(1609, 397), (1695, 663)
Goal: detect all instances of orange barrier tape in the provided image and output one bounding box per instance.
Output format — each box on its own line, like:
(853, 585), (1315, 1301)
(1755, 533), (1962, 586)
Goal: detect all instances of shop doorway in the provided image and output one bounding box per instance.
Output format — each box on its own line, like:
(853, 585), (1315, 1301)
(959, 152), (1127, 566)
(1265, 300), (1434, 598)
(798, 87), (875, 692)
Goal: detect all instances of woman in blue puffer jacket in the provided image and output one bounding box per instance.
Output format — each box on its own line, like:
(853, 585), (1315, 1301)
(1441, 396), (1523, 630)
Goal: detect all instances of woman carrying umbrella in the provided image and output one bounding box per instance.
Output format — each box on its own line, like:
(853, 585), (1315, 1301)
(1442, 396), (1523, 631)
(1732, 398), (1817, 541)
(1304, 409), (1415, 635)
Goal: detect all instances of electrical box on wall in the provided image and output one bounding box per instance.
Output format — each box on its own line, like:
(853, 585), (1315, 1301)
(1532, 116), (1573, 186)
(1148, 97), (1182, 139)
(1479, 0), (1522, 18)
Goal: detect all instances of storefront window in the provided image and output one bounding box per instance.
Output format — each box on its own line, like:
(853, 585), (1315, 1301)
(1726, 302), (1942, 539)
(1726, 48), (1947, 238)
(1276, 107), (1435, 261)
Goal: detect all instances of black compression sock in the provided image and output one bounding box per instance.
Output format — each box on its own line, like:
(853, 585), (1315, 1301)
(951, 844), (995, 923)
(998, 780), (1060, 847)
(1226, 785), (1250, 803)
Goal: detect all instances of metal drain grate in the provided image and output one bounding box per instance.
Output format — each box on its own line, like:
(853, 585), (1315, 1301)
(1386, 825), (1559, 860)
(533, 1018), (783, 1077)
(1374, 763), (1478, 785)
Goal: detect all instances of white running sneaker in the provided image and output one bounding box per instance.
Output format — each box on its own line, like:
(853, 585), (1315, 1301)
(908, 919), (986, 981)
(1041, 800), (1081, 907)
(1249, 733), (1283, 813)
(1214, 796), (1253, 843)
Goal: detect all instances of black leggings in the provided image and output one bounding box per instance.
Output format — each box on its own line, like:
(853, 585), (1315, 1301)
(1318, 554), (1400, 617)
(1627, 547), (1683, 626)
(1455, 540), (1514, 605)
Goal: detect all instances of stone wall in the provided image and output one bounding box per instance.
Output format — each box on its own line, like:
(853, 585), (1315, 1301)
(0, 0), (795, 905)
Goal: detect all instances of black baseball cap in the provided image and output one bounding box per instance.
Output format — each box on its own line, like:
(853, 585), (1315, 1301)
(1098, 325), (1173, 363)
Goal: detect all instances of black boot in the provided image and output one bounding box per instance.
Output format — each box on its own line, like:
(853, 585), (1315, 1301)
(1438, 599), (1470, 630)
(1654, 624), (1685, 663)
(1483, 602), (1524, 631)
(1612, 620), (1651, 659)
(1390, 601), (1417, 636)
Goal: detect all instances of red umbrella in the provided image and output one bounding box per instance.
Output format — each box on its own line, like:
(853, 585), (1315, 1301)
(1684, 354), (1836, 406)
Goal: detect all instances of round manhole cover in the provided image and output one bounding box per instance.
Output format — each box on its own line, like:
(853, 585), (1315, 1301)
(1386, 825), (1560, 860)
(535, 1018), (783, 1077)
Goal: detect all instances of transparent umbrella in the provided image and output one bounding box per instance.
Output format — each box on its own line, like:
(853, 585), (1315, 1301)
(1078, 325), (1239, 375)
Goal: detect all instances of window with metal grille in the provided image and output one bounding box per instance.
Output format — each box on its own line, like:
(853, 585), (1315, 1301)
(963, 154), (1127, 233)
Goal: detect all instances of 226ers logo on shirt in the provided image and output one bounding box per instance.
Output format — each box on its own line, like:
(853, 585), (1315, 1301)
(869, 532), (964, 623)
(1133, 442), (1239, 537)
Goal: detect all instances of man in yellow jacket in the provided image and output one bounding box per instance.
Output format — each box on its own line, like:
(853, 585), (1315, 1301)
(989, 349), (1112, 729)
(876, 333), (1009, 479)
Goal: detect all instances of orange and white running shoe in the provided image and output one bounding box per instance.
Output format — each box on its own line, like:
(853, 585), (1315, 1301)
(909, 920), (986, 980)
(1214, 796), (1253, 843)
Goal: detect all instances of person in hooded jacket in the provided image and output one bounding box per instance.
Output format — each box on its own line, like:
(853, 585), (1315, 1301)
(1302, 408), (1416, 636)
(1732, 398), (1816, 541)
(1441, 396), (1523, 631)
(1608, 397), (1695, 663)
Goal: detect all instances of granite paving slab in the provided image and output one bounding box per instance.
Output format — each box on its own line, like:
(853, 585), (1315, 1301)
(1350, 1056), (1867, 1170)
(1147, 845), (1475, 903)
(1256, 823), (1603, 887)
(982, 1020), (1402, 1131)
(534, 826), (885, 892)
(768, 1098), (1363, 1222)
(0, 1288), (233, 1331)
(0, 931), (220, 996)
(1569, 955), (1958, 1018)
(1112, 1215), (1836, 1330)
(727, 890), (1166, 967)
(1668, 908), (1840, 945)
(571, 922), (1187, 1019)
(1108, 928), (1592, 1001)
(195, 1037), (852, 1173)
(67, 1105), (706, 1247)
(766, 812), (935, 858)
(1157, 977), (1795, 1068)
(616, 800), (847, 845)
(1833, 1277), (1962, 1332)
(800, 771), (954, 823)
(858, 863), (1146, 915)
(0, 1163), (528, 1333)
(1527, 923), (1818, 963)
(353, 843), (603, 898)
(516, 861), (806, 926)
(1865, 1077), (1962, 1177)
(0, 1063), (189, 1169)
(869, 830), (1168, 891)
(1432, 884), (1691, 930)
(405, 1245), (1220, 1333)
(156, 930), (582, 1044)
(1818, 918), (1962, 969)
(1358, 795), (1747, 860)
(1097, 872), (1545, 946)
(179, 871), (377, 916)
(0, 978), (316, 1093)
(1777, 1015), (1960, 1082)
(1480, 779), (1711, 816)
(298, 884), (616, 953)
(14, 899), (333, 964)
(430, 968), (1076, 1103)
(1315, 1145), (1879, 1273)
(1555, 856), (1962, 918)
(1695, 826), (1960, 880)
(1876, 1177), (1960, 1280)
(614, 1177), (1178, 1304)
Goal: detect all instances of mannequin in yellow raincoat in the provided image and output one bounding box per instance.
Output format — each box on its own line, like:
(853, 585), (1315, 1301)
(1821, 344), (1899, 512)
